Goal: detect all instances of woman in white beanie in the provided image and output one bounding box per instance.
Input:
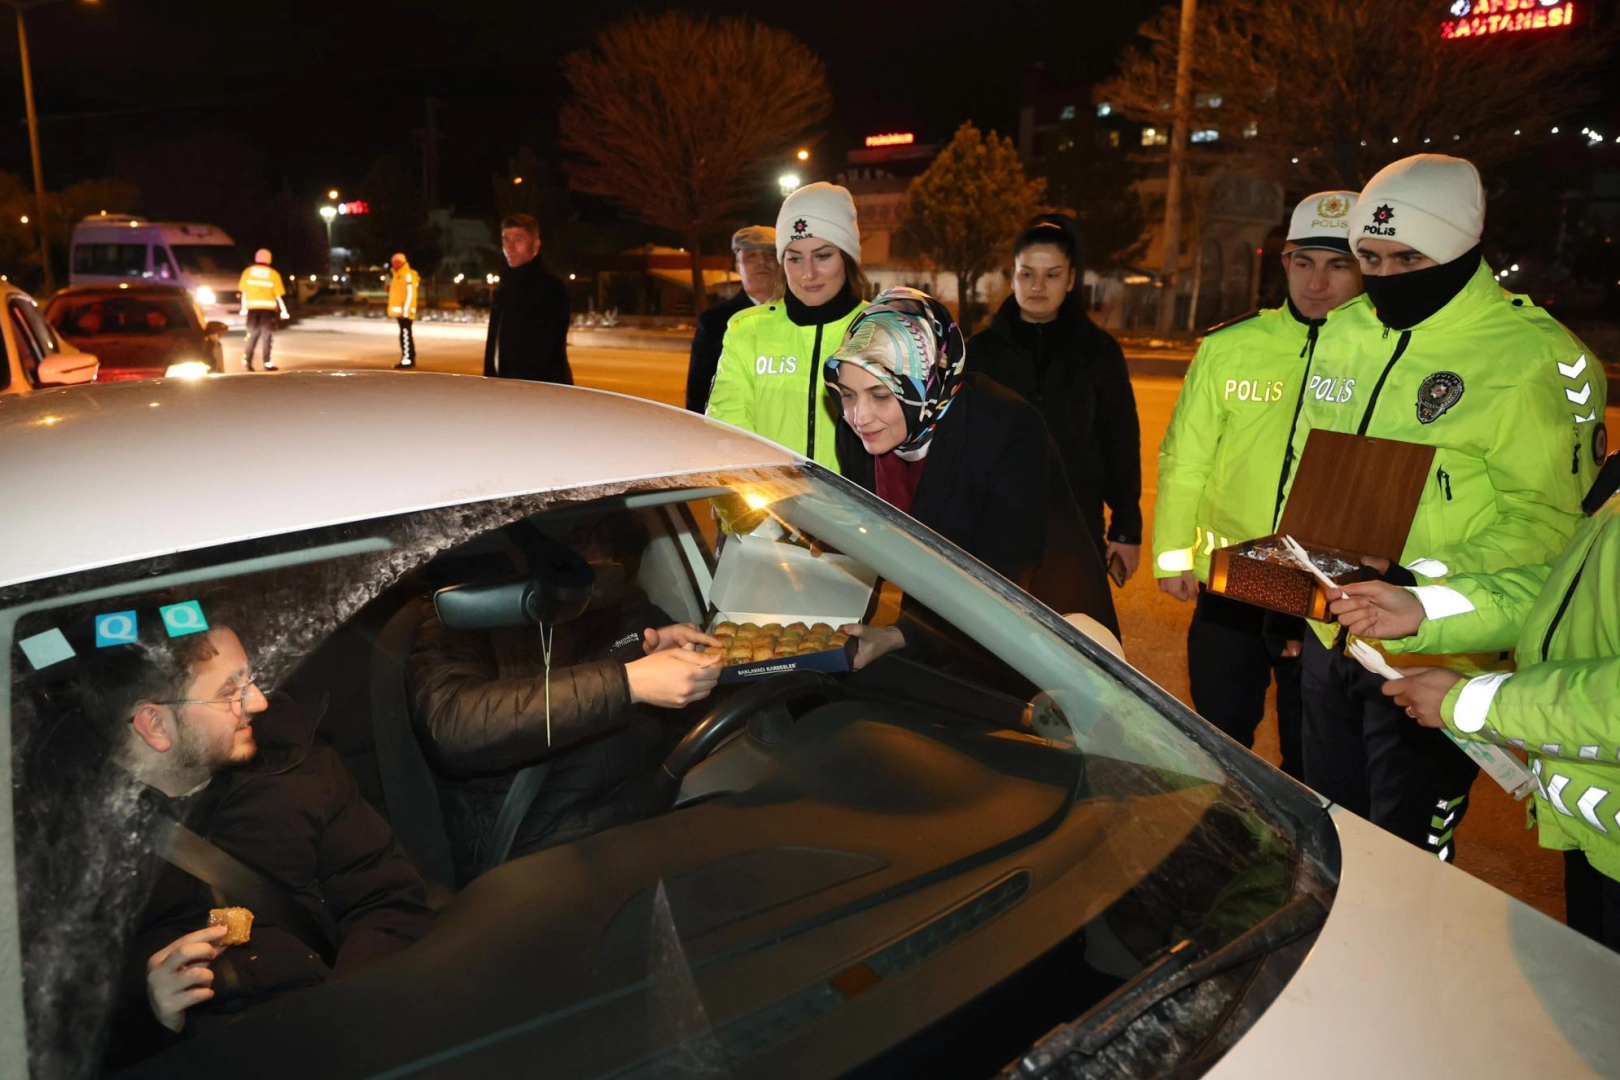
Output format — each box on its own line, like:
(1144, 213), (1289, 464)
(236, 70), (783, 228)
(705, 181), (870, 472)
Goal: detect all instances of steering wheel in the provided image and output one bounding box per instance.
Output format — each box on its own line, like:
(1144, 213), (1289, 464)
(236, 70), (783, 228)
(642, 670), (844, 814)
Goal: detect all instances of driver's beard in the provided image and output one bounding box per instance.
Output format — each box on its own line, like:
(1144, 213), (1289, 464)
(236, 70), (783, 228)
(172, 712), (257, 775)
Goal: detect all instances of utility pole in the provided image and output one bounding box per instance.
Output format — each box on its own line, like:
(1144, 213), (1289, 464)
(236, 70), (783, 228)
(414, 96), (443, 210)
(13, 4), (53, 294)
(1155, 0), (1197, 335)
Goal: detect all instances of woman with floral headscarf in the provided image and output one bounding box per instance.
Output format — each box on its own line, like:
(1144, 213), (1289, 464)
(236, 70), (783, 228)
(824, 287), (1118, 668)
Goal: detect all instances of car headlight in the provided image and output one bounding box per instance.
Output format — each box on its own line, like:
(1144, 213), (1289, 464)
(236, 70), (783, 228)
(192, 286), (217, 306)
(163, 361), (212, 379)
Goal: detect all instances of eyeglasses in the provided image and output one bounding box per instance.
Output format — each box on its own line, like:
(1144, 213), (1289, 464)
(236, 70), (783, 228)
(149, 676), (263, 719)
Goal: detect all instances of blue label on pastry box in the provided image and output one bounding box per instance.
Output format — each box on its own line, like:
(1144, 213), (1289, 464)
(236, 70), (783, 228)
(716, 638), (858, 684)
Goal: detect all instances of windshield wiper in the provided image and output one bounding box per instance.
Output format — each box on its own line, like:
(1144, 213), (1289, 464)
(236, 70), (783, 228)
(1003, 893), (1328, 1078)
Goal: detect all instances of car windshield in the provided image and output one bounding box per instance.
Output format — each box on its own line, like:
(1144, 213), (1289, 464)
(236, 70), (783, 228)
(169, 244), (244, 276)
(45, 296), (196, 336)
(4, 465), (1331, 1079)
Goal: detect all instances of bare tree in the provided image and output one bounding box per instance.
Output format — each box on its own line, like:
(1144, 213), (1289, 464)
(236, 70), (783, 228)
(1097, 0), (1613, 188)
(901, 122), (1046, 326)
(559, 12), (831, 316)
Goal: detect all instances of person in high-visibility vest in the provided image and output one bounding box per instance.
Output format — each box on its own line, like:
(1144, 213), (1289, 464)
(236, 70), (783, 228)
(387, 253), (421, 370)
(237, 249), (287, 372)
(1153, 191), (1364, 779)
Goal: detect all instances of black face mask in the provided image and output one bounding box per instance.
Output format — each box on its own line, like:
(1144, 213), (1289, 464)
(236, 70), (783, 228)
(1361, 244), (1482, 331)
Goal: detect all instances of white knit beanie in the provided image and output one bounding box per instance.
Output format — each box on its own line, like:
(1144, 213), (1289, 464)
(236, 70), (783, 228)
(1348, 155), (1485, 264)
(776, 182), (861, 263)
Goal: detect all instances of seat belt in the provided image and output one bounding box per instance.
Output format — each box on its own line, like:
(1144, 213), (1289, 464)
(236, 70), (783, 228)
(478, 761), (551, 877)
(371, 597), (458, 889)
(152, 817), (336, 965)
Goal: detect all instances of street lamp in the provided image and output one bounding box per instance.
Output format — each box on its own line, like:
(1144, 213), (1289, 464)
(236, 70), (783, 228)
(778, 173), (800, 197)
(327, 189), (339, 201)
(319, 204), (337, 275)
(795, 148), (809, 162)
(4, 0), (98, 295)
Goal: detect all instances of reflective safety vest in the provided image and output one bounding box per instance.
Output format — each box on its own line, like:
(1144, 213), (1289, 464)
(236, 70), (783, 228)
(238, 265), (286, 312)
(1283, 261), (1608, 663)
(1388, 495), (1620, 881)
(705, 299), (860, 474)
(1154, 303), (1336, 582)
(388, 265), (420, 321)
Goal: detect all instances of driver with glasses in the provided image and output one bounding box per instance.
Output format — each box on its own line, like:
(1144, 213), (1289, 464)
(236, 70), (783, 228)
(26, 596), (434, 1068)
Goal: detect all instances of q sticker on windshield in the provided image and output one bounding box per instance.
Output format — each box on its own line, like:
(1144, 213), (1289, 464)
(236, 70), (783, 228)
(159, 601), (209, 638)
(95, 611), (138, 648)
(19, 628), (76, 671)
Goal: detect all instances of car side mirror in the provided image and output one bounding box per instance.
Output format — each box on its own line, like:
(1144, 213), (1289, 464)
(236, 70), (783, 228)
(204, 321), (229, 336)
(36, 350), (98, 387)
(1063, 613), (1125, 661)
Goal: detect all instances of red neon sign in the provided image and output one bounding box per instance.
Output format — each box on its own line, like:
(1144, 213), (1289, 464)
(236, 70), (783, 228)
(864, 132), (915, 147)
(1442, 0), (1574, 38)
(336, 200), (370, 216)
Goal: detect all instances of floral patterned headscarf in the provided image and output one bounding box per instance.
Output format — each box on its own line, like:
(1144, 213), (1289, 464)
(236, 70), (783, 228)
(823, 286), (967, 460)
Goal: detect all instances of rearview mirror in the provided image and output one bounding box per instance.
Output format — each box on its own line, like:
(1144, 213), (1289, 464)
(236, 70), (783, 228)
(36, 350), (98, 387)
(204, 321), (229, 336)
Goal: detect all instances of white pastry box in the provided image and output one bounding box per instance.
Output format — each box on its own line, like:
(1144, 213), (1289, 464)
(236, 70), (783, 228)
(707, 531), (880, 683)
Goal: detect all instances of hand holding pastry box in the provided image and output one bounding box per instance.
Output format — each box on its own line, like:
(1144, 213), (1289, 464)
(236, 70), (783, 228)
(704, 531), (878, 683)
(1208, 430), (1435, 620)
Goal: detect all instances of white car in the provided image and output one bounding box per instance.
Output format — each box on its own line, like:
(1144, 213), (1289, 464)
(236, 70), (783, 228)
(0, 281), (98, 397)
(1, 373), (1616, 1079)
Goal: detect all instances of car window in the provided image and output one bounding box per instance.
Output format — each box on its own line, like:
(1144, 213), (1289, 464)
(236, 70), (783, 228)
(8, 298), (61, 387)
(170, 244), (245, 275)
(71, 242), (147, 278)
(150, 247), (177, 282)
(46, 296), (192, 336)
(3, 467), (1323, 1078)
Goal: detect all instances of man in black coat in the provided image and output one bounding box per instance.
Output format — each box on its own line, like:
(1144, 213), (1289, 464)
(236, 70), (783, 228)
(26, 613), (434, 1069)
(685, 225), (778, 413)
(483, 213), (574, 384)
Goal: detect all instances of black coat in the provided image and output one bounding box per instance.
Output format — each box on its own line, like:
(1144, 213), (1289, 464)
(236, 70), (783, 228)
(834, 373), (1118, 635)
(405, 595), (678, 884)
(111, 696), (434, 1066)
(685, 288), (755, 413)
(483, 259), (574, 384)
(967, 297), (1142, 547)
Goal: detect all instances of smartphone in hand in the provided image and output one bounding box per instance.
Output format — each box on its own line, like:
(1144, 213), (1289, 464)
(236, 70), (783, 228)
(1107, 551), (1127, 587)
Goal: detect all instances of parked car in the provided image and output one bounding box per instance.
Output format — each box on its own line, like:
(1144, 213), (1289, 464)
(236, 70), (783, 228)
(44, 284), (227, 382)
(1, 374), (1617, 1080)
(0, 280), (97, 397)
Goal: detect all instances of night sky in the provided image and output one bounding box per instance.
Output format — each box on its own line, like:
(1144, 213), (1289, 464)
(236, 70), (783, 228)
(0, 0), (1156, 216)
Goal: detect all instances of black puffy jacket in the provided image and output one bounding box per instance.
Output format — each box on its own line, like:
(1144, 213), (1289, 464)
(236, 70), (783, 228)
(967, 297), (1142, 548)
(405, 596), (679, 883)
(110, 695), (434, 1067)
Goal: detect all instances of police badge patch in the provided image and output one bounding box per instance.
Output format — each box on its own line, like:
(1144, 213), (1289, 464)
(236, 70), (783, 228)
(1416, 371), (1464, 424)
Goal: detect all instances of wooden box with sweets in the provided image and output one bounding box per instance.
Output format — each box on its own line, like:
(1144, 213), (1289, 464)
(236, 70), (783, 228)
(702, 531), (879, 683)
(1207, 429), (1435, 620)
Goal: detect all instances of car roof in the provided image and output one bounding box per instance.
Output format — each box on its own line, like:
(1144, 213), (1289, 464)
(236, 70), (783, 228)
(0, 373), (797, 589)
(47, 284), (193, 301)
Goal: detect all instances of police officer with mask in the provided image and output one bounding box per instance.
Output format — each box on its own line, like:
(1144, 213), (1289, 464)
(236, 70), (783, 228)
(1284, 153), (1607, 860)
(1154, 191), (1363, 779)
